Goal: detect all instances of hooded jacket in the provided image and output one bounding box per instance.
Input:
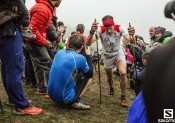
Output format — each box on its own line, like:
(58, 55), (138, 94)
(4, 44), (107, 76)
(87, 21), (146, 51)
(28, 0), (54, 46)
(161, 31), (173, 44)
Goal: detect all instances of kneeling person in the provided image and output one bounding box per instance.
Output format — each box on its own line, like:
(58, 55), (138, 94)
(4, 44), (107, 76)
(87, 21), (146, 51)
(48, 34), (93, 110)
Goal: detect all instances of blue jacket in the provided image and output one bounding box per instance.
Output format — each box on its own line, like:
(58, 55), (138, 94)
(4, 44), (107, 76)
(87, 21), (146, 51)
(48, 50), (90, 104)
(127, 92), (148, 123)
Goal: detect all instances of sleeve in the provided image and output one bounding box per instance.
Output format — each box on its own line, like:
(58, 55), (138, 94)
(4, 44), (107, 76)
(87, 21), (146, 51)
(30, 10), (48, 46)
(84, 55), (93, 78)
(77, 55), (93, 78)
(52, 16), (58, 28)
(3, 0), (30, 27)
(17, 0), (30, 27)
(150, 42), (162, 51)
(79, 56), (90, 74)
(119, 25), (128, 36)
(46, 21), (61, 42)
(127, 92), (148, 123)
(133, 68), (146, 81)
(57, 40), (65, 50)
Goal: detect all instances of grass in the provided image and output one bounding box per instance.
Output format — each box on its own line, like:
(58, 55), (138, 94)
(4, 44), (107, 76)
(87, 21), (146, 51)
(0, 66), (135, 123)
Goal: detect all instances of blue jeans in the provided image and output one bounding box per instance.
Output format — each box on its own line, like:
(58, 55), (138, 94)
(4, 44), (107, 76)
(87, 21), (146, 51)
(0, 26), (29, 108)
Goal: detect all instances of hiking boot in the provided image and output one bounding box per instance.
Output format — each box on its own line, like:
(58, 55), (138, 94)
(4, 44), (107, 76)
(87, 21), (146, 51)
(13, 105), (43, 115)
(109, 87), (114, 95)
(120, 95), (128, 107)
(22, 28), (36, 39)
(71, 102), (91, 110)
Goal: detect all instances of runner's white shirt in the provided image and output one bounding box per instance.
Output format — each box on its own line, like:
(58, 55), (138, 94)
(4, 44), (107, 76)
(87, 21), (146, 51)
(98, 25), (127, 58)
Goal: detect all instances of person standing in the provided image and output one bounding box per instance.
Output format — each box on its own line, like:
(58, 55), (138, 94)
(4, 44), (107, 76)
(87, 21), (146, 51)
(86, 15), (135, 107)
(26, 0), (62, 95)
(0, 1), (42, 115)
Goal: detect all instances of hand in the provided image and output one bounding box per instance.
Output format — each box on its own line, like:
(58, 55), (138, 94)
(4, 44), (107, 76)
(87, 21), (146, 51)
(12, 6), (18, 13)
(46, 40), (52, 48)
(128, 26), (135, 36)
(85, 46), (91, 56)
(90, 19), (99, 34)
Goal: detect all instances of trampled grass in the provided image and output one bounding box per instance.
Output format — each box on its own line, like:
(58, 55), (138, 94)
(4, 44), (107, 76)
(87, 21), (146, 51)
(0, 66), (135, 123)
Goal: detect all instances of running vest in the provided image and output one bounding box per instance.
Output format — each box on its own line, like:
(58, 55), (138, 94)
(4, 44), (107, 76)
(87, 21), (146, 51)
(99, 25), (125, 57)
(100, 25), (120, 34)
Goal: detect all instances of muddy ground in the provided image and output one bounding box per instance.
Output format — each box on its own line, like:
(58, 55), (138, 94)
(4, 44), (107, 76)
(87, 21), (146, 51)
(0, 66), (135, 123)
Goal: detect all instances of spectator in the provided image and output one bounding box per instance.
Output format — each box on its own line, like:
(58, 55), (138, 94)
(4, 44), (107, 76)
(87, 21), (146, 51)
(92, 51), (101, 73)
(48, 34), (93, 110)
(133, 53), (150, 95)
(26, 0), (62, 96)
(1, 0), (36, 39)
(145, 26), (161, 53)
(0, 1), (42, 115)
(155, 26), (173, 44)
(56, 21), (67, 51)
(127, 38), (175, 123)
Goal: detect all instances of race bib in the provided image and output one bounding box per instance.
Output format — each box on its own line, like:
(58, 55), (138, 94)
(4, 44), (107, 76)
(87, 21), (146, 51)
(103, 35), (119, 53)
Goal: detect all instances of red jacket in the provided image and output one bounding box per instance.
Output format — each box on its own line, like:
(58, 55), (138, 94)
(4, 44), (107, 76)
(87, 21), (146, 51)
(28, 0), (54, 46)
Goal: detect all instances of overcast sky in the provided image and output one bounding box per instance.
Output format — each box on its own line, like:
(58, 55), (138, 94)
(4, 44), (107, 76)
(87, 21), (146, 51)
(26, 0), (174, 42)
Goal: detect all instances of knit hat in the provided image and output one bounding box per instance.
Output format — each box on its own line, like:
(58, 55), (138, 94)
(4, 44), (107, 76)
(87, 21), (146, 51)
(155, 26), (166, 34)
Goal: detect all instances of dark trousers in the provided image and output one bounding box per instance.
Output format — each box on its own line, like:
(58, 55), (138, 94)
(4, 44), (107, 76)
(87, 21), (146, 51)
(23, 45), (37, 86)
(26, 42), (52, 92)
(0, 27), (29, 108)
(70, 73), (89, 104)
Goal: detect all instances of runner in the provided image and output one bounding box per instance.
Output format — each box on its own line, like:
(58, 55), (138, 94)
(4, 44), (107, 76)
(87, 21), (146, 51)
(86, 15), (135, 107)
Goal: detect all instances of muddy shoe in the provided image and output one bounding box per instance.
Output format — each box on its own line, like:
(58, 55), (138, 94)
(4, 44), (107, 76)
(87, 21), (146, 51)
(45, 95), (50, 99)
(120, 100), (128, 107)
(120, 95), (128, 107)
(13, 105), (43, 115)
(72, 102), (91, 110)
(109, 87), (114, 95)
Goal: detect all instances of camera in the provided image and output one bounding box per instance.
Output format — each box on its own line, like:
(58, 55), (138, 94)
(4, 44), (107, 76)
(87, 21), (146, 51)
(164, 0), (175, 19)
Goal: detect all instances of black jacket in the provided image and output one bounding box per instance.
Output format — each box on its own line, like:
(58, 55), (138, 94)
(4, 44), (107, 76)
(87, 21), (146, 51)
(1, 0), (29, 27)
(46, 16), (61, 42)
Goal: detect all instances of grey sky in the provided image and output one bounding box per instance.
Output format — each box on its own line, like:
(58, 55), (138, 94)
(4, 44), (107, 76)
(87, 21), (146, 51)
(26, 0), (174, 42)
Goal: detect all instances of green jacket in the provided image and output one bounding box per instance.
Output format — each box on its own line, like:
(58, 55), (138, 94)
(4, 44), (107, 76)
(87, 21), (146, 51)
(56, 39), (65, 50)
(162, 36), (172, 44)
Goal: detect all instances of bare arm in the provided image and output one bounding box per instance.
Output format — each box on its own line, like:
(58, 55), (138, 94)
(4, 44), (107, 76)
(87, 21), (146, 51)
(86, 20), (99, 46)
(86, 33), (96, 46)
